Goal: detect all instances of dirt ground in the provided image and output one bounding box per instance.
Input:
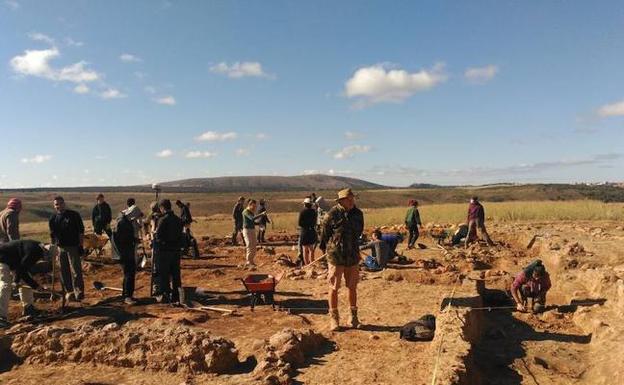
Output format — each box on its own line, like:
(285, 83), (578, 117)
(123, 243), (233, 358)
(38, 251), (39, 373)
(1, 221), (623, 385)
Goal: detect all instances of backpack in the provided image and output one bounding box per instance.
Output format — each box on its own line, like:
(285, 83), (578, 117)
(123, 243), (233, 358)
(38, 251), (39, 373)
(111, 214), (135, 261)
(400, 314), (436, 341)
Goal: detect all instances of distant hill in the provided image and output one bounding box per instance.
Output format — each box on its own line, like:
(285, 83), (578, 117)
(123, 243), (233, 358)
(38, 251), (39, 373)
(157, 174), (387, 192)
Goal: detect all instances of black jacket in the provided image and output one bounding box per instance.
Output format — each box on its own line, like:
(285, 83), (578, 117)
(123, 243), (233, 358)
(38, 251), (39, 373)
(232, 202), (244, 225)
(155, 211), (183, 252)
(298, 208), (317, 230)
(92, 202), (112, 228)
(0, 240), (44, 289)
(179, 204), (193, 226)
(49, 209), (85, 247)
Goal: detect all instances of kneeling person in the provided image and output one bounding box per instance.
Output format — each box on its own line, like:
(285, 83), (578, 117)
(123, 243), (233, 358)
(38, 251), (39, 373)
(360, 229), (392, 270)
(511, 260), (551, 313)
(0, 240), (54, 327)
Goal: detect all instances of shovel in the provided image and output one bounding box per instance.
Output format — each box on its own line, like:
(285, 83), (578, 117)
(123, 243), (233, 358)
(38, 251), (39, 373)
(93, 281), (123, 292)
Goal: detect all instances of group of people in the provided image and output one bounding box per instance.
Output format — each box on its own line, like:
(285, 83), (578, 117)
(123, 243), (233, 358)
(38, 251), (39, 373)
(0, 189), (553, 330)
(0, 194), (199, 328)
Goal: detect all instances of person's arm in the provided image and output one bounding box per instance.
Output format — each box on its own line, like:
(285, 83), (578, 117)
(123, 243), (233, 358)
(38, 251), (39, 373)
(354, 209), (364, 237)
(7, 212), (19, 240)
(319, 210), (333, 252)
(404, 208), (411, 226)
(104, 204), (112, 224)
(298, 211), (305, 228)
(542, 273), (552, 293)
(232, 204), (238, 219)
(91, 205), (98, 226)
(77, 212), (85, 247)
(511, 272), (527, 311)
(415, 209), (422, 227)
(49, 216), (57, 244)
(359, 241), (374, 251)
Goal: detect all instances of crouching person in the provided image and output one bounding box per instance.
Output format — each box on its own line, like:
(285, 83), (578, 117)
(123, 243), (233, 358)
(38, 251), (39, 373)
(511, 260), (551, 313)
(153, 199), (183, 304)
(360, 229), (391, 271)
(320, 188), (364, 331)
(0, 240), (55, 327)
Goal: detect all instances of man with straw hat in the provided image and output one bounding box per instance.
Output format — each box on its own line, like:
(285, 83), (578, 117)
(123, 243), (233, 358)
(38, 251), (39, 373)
(320, 188), (364, 331)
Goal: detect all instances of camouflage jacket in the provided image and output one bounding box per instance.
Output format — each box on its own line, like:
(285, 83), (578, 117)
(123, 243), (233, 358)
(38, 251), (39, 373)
(320, 204), (364, 266)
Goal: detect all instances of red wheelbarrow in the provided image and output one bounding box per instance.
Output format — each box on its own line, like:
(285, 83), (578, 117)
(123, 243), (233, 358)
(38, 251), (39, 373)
(240, 272), (283, 310)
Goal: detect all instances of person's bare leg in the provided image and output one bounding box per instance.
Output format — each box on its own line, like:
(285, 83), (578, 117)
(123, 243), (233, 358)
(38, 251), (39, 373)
(465, 221), (475, 248)
(328, 288), (339, 330)
(348, 287), (357, 308)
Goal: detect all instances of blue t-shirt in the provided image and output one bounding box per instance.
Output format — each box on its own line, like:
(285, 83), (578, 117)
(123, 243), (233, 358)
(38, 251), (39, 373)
(381, 233), (400, 251)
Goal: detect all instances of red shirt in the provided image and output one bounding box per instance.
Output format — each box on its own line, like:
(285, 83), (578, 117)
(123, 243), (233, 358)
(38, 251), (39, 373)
(512, 271), (551, 294)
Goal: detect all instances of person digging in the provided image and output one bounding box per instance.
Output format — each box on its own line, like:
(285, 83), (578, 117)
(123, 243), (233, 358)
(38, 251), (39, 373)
(511, 260), (551, 313)
(0, 240), (57, 328)
(320, 188), (364, 331)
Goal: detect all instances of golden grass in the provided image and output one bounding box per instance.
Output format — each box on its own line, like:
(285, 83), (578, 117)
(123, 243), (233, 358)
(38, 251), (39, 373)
(21, 200), (624, 243)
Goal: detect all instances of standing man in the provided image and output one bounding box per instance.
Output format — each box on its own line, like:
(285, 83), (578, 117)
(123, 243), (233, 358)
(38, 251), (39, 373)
(404, 200), (423, 249)
(112, 213), (138, 305)
(320, 188), (364, 331)
(0, 240), (54, 327)
(91, 193), (112, 238)
(231, 196), (245, 246)
(465, 196), (495, 247)
(241, 199), (263, 270)
(256, 199), (270, 244)
(49, 196), (85, 302)
(298, 198), (318, 265)
(123, 198), (145, 265)
(153, 199), (183, 303)
(0, 198), (22, 243)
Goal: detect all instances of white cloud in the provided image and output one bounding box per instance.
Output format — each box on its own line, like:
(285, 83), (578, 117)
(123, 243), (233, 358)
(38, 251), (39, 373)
(119, 53), (142, 63)
(5, 0), (19, 10)
(345, 131), (362, 140)
(597, 100), (624, 117)
(210, 61), (272, 79)
(255, 133), (268, 140)
(196, 131), (238, 142)
(144, 85), (156, 94)
(10, 47), (100, 84)
(464, 64), (498, 84)
(100, 88), (127, 99)
(156, 149), (173, 158)
(303, 170), (320, 175)
(21, 154), (52, 164)
(64, 37), (84, 47)
(333, 144), (372, 159)
(154, 95), (176, 105)
(28, 32), (55, 45)
(235, 148), (250, 156)
(185, 151), (216, 159)
(344, 63), (447, 106)
(73, 83), (89, 94)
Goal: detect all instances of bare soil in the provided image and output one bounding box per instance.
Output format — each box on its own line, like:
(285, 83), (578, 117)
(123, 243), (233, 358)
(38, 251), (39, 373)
(1, 221), (623, 385)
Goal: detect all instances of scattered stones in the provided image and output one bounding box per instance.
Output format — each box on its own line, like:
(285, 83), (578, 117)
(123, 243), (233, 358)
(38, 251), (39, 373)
(253, 328), (328, 384)
(10, 321), (239, 374)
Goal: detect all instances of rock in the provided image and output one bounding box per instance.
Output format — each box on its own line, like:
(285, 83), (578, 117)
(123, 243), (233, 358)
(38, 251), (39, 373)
(102, 322), (120, 332)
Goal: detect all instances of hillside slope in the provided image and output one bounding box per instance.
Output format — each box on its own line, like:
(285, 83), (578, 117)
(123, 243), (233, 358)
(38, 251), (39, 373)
(157, 174), (387, 192)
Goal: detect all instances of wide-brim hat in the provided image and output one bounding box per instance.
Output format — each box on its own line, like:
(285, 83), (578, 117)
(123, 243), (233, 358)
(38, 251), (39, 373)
(335, 188), (355, 201)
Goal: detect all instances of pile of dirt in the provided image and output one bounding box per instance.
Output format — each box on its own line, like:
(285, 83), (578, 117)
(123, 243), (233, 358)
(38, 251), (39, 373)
(253, 328), (328, 385)
(10, 320), (239, 374)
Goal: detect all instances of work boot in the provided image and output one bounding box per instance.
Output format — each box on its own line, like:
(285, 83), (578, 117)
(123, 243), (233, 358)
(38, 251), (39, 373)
(329, 309), (339, 331)
(124, 297), (137, 306)
(348, 307), (360, 329)
(22, 304), (41, 318)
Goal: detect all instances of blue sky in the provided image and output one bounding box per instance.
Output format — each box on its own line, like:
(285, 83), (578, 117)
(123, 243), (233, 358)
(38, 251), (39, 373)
(1, 0), (623, 188)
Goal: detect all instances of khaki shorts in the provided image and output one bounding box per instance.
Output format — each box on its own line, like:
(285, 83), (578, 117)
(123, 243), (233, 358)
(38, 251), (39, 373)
(328, 264), (359, 290)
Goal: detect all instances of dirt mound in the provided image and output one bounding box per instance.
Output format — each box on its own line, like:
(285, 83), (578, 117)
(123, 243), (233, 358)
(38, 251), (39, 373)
(253, 328), (328, 384)
(10, 320), (239, 374)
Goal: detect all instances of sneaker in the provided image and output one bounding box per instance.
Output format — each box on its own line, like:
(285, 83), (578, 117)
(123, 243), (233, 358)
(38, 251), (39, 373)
(247, 264), (257, 271)
(348, 308), (360, 329)
(329, 309), (339, 331)
(65, 292), (75, 302)
(0, 317), (11, 329)
(124, 297), (137, 306)
(22, 304), (41, 318)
